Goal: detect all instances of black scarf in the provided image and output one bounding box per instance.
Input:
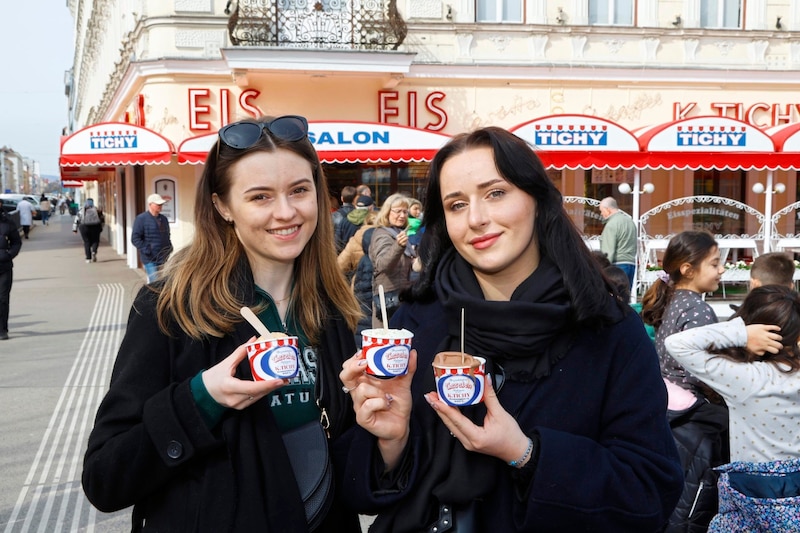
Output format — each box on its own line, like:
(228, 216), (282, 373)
(371, 249), (576, 533)
(436, 248), (573, 381)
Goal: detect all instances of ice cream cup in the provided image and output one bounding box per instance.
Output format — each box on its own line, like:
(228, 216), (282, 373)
(246, 335), (300, 381)
(432, 352), (486, 407)
(361, 328), (414, 378)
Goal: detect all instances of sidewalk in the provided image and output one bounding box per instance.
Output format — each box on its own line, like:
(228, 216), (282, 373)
(1, 212), (142, 531)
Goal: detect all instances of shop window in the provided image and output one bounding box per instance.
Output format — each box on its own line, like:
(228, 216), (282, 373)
(476, 0), (523, 23)
(589, 0), (634, 25)
(700, 0), (741, 29)
(692, 169), (747, 235)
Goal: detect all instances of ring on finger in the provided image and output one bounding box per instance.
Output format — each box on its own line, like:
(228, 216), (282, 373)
(342, 384), (356, 394)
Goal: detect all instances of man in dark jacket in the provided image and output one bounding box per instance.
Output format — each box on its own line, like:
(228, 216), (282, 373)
(0, 209), (22, 340)
(332, 186), (357, 253)
(131, 193), (173, 283)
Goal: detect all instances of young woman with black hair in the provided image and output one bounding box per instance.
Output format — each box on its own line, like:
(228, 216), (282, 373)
(339, 126), (683, 532)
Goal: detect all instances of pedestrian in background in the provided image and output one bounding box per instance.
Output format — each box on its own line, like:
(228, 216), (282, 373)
(82, 114), (363, 532)
(599, 196), (637, 289)
(73, 198), (104, 263)
(665, 285), (800, 531)
(368, 192), (414, 325)
(16, 197), (33, 239)
(337, 195), (375, 264)
(356, 184), (372, 199)
(640, 229), (728, 532)
(39, 194), (52, 226)
(332, 185), (357, 253)
(340, 126), (682, 532)
(749, 251), (796, 290)
(131, 193), (173, 283)
(0, 208), (22, 340)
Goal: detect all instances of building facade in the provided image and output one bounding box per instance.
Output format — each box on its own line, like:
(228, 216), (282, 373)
(62, 0), (800, 273)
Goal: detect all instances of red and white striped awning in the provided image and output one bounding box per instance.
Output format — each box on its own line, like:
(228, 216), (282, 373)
(178, 121), (452, 164)
(510, 114), (646, 170)
(635, 116), (776, 170)
(60, 122), (175, 167)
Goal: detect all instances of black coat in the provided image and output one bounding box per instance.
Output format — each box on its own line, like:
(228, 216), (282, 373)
(0, 213), (21, 274)
(341, 297), (684, 532)
(82, 276), (360, 532)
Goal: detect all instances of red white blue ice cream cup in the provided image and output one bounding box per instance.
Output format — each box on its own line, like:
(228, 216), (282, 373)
(246, 336), (300, 381)
(432, 354), (487, 406)
(361, 328), (414, 378)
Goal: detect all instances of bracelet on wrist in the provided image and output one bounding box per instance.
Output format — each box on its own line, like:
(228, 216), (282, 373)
(508, 437), (533, 469)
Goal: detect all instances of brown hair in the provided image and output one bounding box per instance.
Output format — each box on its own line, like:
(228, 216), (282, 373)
(155, 116), (360, 341)
(750, 252), (795, 288)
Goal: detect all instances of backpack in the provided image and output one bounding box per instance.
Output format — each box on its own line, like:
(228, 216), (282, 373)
(82, 207), (101, 226)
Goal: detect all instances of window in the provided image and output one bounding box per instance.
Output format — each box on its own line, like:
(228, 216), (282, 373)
(476, 0), (522, 23)
(589, 0), (634, 25)
(700, 0), (741, 28)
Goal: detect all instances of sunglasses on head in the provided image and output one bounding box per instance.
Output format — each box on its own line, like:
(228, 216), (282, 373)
(217, 115), (309, 152)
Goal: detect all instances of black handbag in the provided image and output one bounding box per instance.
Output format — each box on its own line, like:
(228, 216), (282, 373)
(282, 420), (334, 531)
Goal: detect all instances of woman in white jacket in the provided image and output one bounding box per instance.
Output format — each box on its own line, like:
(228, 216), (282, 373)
(665, 284), (800, 532)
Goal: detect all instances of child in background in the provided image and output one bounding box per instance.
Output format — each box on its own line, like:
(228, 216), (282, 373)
(641, 230), (724, 400)
(749, 252), (796, 290)
(640, 230), (728, 532)
(665, 285), (800, 531)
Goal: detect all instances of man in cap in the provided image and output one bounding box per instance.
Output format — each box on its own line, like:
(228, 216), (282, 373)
(132, 193), (173, 283)
(337, 195), (375, 255)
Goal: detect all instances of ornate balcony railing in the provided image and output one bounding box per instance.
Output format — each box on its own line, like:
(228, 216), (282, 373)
(227, 0), (407, 50)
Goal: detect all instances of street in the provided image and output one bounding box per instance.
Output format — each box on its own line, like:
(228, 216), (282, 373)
(0, 213), (139, 532)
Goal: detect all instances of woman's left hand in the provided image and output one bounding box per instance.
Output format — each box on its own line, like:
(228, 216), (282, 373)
(745, 324), (783, 356)
(425, 377), (531, 466)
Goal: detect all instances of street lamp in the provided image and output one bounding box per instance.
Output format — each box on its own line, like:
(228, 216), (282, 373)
(618, 182), (655, 195)
(752, 182), (785, 195)
(752, 179), (785, 252)
(618, 182), (655, 229)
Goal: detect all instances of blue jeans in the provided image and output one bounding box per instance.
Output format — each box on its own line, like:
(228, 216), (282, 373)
(615, 263), (636, 290)
(143, 262), (160, 284)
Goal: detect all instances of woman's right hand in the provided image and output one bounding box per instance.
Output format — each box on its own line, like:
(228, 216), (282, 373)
(340, 349), (417, 470)
(202, 336), (288, 410)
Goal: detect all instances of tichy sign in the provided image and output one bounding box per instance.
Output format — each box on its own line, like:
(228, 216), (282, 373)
(90, 129), (139, 150)
(531, 125), (608, 147)
(675, 126), (746, 147)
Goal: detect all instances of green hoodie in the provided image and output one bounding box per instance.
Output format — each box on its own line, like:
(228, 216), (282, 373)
(346, 208), (370, 225)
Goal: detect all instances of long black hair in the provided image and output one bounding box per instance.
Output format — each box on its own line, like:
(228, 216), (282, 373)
(406, 126), (620, 325)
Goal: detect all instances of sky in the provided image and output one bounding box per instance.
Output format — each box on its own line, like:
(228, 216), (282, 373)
(0, 1), (75, 181)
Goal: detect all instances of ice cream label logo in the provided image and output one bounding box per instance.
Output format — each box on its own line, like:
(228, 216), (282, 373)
(89, 131), (139, 150)
(437, 374), (483, 406)
(532, 125), (608, 147)
(248, 343), (300, 380)
(365, 344), (410, 377)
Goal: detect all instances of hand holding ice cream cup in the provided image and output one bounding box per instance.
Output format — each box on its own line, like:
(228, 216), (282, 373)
(240, 307), (300, 381)
(359, 285), (415, 379)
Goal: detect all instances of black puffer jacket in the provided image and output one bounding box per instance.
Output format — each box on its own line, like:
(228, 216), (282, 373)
(665, 398), (729, 533)
(353, 227), (376, 340)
